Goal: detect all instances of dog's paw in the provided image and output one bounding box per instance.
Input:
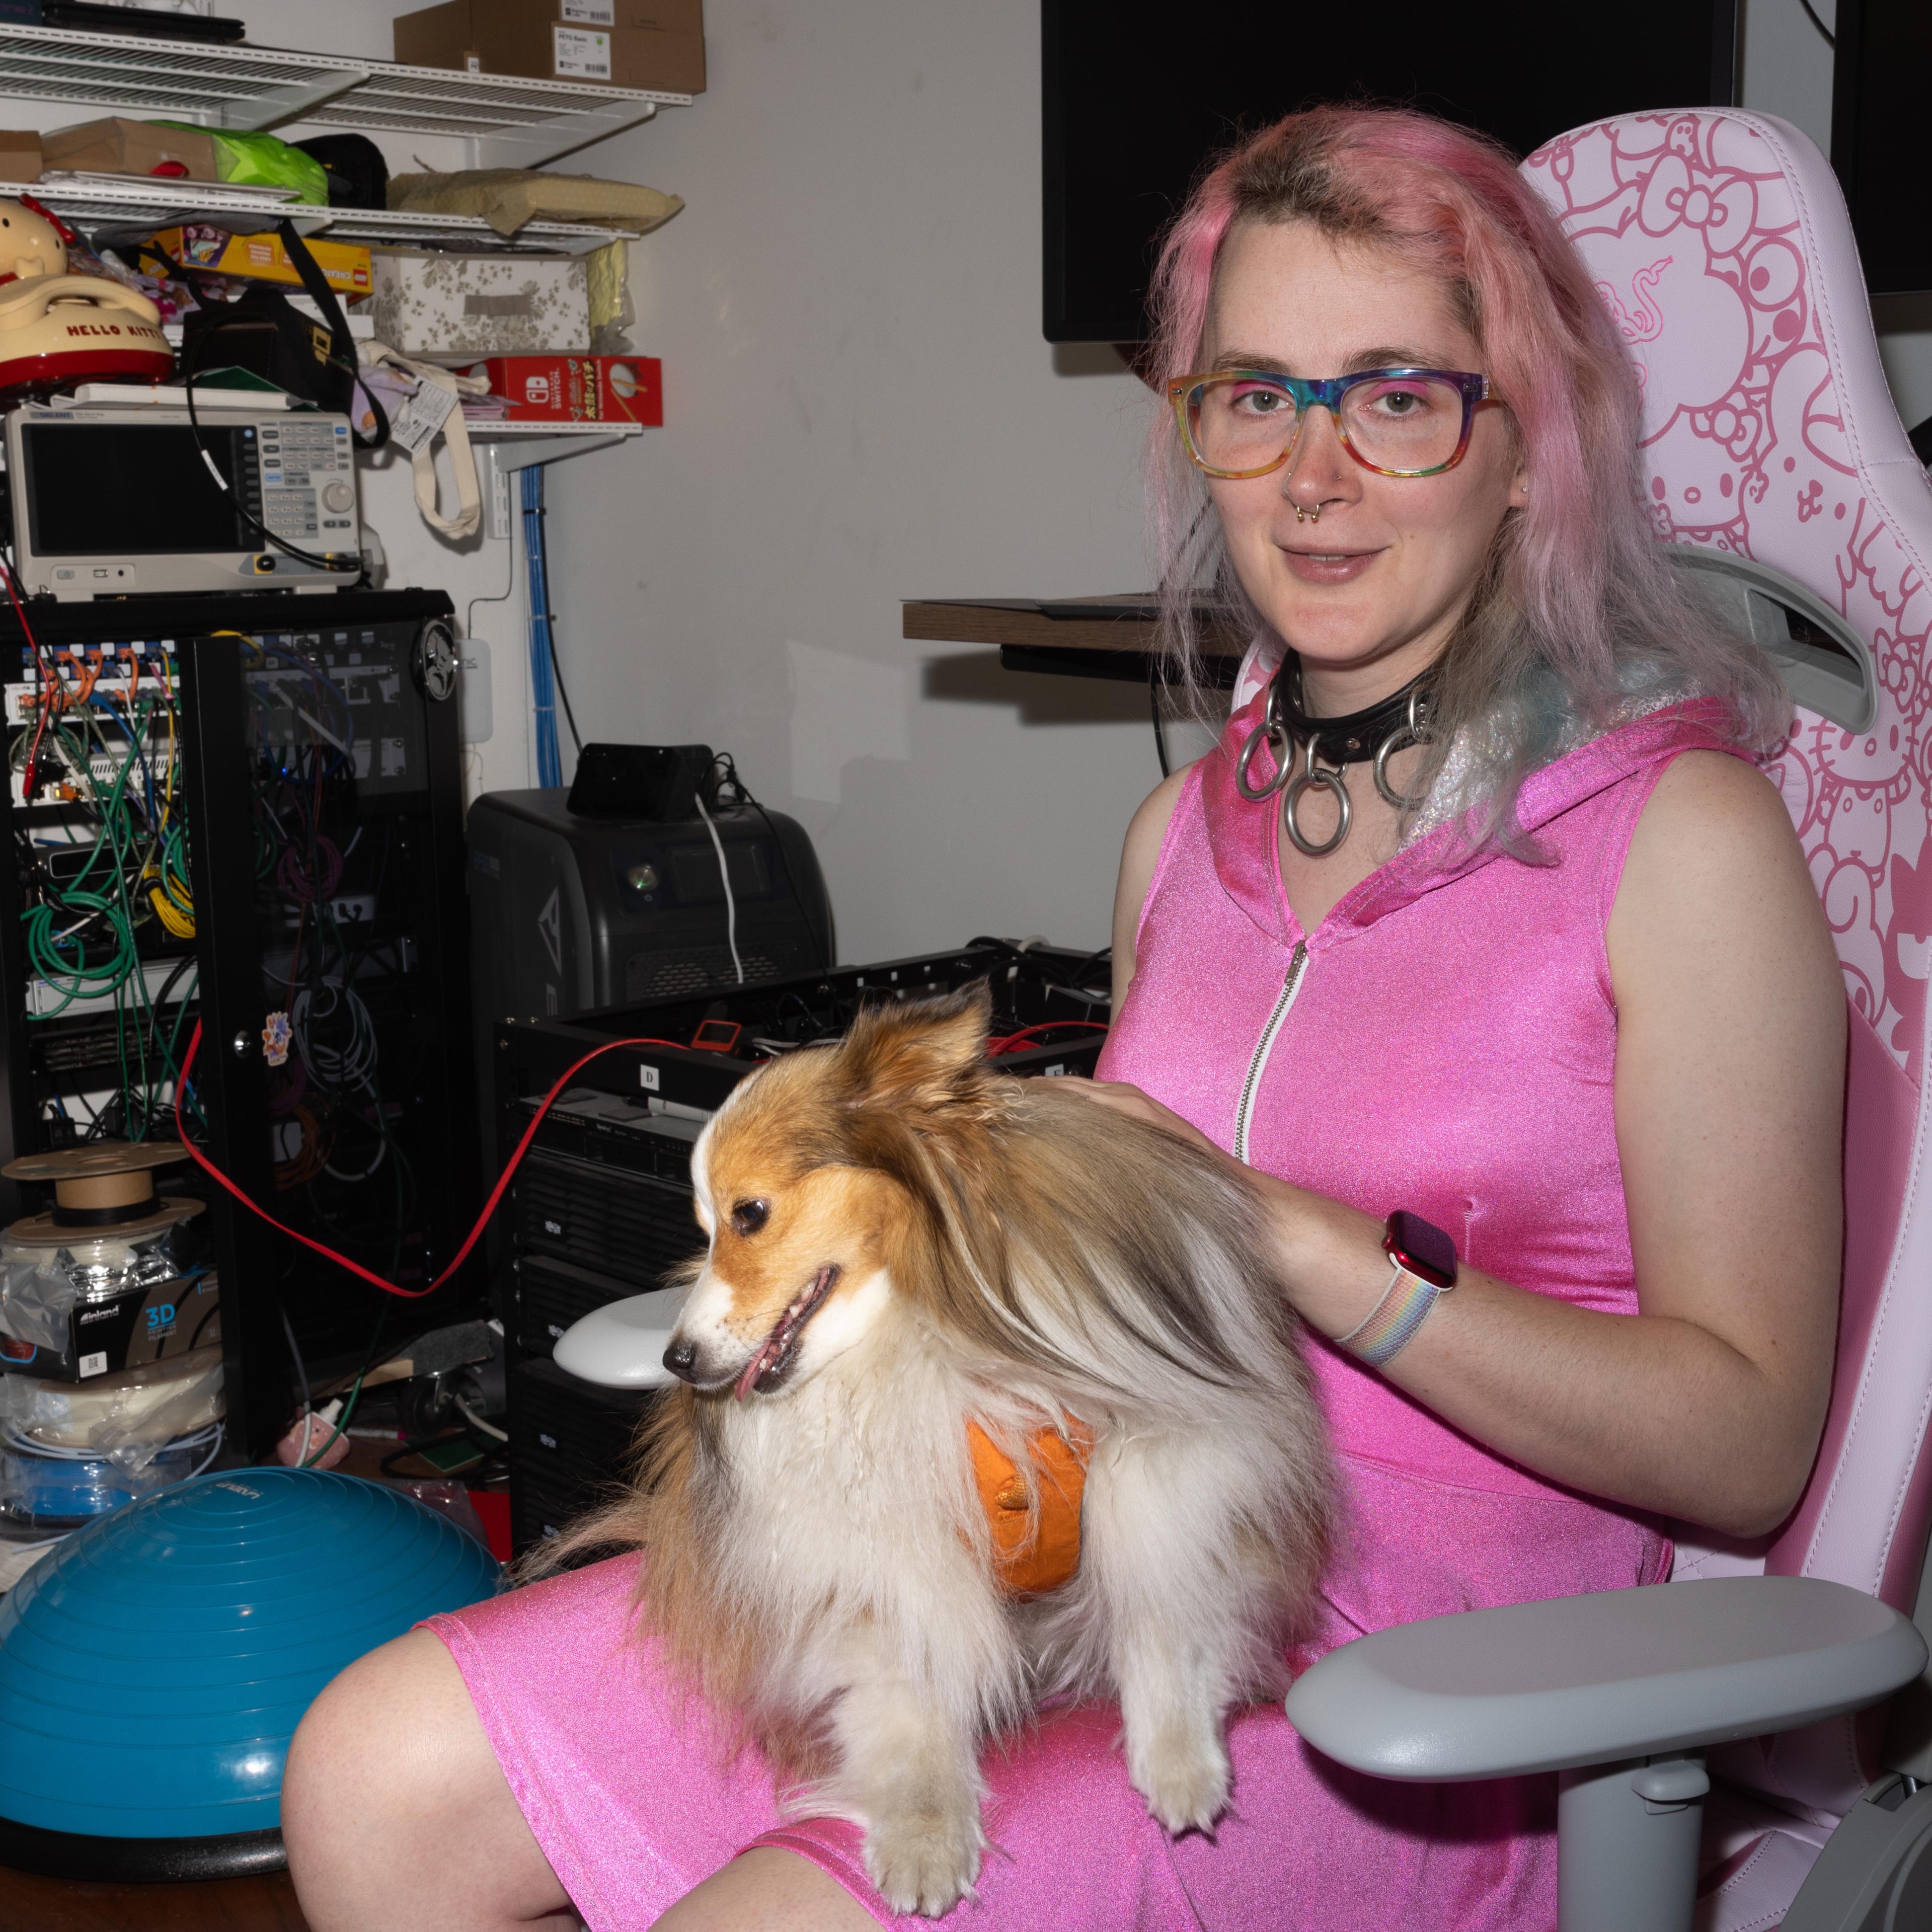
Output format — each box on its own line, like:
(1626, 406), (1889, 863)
(864, 1801), (985, 1918)
(1128, 1719), (1231, 1836)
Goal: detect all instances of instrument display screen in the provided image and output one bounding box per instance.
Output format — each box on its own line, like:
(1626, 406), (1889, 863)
(21, 422), (253, 556)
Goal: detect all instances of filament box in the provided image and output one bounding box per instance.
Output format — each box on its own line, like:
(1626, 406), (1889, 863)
(0, 1269), (219, 1382)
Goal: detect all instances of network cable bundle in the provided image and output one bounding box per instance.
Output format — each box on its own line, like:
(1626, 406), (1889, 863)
(5, 628), (199, 1151)
(490, 938), (1112, 1550)
(0, 591), (483, 1462)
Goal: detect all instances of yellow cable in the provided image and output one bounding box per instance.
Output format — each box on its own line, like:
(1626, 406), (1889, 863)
(150, 887), (195, 939)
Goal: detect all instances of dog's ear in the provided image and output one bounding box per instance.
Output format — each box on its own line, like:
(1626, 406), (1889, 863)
(839, 982), (993, 1116)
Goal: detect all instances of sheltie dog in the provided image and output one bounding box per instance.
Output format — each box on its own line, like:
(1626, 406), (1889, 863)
(558, 986), (1331, 1915)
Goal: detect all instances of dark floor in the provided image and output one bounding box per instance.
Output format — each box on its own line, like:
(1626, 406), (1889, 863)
(0, 1864), (310, 1930)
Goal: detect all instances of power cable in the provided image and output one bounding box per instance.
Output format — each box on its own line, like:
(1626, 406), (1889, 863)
(710, 753), (830, 970)
(176, 1023), (703, 1300)
(547, 628), (583, 753)
(692, 786), (744, 983)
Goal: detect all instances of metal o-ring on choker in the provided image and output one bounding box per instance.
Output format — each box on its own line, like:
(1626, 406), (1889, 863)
(1233, 660), (1436, 858)
(1284, 738), (1351, 859)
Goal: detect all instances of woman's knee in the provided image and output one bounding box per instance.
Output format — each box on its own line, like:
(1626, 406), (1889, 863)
(284, 1628), (568, 1930)
(285, 1628), (472, 1834)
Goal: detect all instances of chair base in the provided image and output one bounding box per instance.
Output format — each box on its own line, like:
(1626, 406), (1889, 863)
(1782, 1775), (1932, 1931)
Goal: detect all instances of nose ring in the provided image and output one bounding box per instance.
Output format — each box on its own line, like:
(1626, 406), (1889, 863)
(1295, 503), (1322, 524)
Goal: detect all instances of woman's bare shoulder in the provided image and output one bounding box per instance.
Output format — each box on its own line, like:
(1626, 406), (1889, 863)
(1625, 749), (1808, 893)
(1127, 764), (1196, 860)
(1610, 746), (1837, 1011)
(1112, 765), (1197, 1004)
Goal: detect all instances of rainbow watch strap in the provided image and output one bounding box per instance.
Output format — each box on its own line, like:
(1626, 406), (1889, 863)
(1337, 1261), (1446, 1367)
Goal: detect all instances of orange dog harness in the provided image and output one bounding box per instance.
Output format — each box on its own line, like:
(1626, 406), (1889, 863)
(966, 1418), (1094, 1597)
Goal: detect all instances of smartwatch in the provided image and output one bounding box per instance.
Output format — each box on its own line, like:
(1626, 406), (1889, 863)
(1334, 1210), (1459, 1367)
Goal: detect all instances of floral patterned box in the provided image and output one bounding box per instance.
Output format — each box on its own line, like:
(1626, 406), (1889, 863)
(368, 249), (590, 359)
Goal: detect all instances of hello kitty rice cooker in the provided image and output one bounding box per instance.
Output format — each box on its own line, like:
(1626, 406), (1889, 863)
(0, 198), (171, 401)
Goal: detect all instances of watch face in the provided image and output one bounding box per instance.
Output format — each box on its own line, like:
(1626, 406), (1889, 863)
(1385, 1210), (1457, 1288)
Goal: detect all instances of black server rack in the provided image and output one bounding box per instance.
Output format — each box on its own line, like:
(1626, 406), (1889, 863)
(0, 591), (485, 1458)
(489, 944), (1112, 1552)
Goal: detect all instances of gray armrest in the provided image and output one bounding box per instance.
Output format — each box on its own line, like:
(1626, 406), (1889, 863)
(1284, 1574), (1926, 1781)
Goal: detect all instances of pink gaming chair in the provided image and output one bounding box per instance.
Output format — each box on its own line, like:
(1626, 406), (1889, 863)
(1286, 111), (1932, 1932)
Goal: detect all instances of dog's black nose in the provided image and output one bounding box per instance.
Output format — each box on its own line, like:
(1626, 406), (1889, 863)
(662, 1337), (700, 1383)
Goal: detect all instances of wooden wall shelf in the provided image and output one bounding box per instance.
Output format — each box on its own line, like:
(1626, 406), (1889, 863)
(902, 596), (1245, 686)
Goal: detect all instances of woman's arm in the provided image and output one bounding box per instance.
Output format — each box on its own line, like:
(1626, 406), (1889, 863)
(1089, 751), (1844, 1538)
(1110, 769), (1191, 1011)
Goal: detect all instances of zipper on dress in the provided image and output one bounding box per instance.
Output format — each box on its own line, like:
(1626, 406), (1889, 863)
(1233, 941), (1306, 1166)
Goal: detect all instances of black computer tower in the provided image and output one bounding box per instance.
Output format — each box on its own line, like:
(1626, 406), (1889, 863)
(466, 787), (833, 1028)
(0, 591), (485, 1457)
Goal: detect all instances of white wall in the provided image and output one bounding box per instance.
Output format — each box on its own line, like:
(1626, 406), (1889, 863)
(522, 1), (1163, 964)
(23, 0), (1931, 968)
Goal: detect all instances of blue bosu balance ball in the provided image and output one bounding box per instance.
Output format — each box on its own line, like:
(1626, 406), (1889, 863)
(0, 1467), (500, 1880)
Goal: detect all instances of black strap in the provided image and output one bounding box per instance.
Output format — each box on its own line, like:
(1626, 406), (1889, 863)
(275, 219), (388, 450)
(1273, 657), (1434, 765)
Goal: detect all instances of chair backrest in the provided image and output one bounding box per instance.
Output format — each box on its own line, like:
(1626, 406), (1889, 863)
(1523, 108), (1932, 1818)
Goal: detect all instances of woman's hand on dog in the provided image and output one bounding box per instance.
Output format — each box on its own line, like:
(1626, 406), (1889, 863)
(1054, 1076), (1386, 1332)
(1052, 1075), (1225, 1160)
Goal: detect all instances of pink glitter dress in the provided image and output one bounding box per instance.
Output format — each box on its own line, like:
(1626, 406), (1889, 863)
(426, 693), (1731, 1930)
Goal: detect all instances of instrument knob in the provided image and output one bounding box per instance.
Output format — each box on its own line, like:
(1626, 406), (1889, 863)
(322, 480), (356, 514)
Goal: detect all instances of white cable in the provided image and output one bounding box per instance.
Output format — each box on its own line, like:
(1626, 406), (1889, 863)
(693, 790), (744, 984)
(1, 1421), (224, 1472)
(454, 1393), (508, 1442)
(186, 1422), (225, 1481)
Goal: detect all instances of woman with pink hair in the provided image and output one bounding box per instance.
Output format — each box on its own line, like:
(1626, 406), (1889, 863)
(281, 107), (1842, 1930)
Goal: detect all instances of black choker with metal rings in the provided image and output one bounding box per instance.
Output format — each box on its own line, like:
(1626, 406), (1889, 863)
(1234, 658), (1437, 858)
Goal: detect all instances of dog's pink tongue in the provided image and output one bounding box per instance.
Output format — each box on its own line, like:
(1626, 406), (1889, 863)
(734, 1339), (778, 1403)
(732, 1266), (836, 1403)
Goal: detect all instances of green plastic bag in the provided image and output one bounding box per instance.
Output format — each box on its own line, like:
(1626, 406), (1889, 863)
(149, 122), (330, 205)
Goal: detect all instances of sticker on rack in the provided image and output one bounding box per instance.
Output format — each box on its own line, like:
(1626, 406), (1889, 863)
(552, 24), (613, 79)
(386, 379), (458, 455)
(263, 1010), (292, 1068)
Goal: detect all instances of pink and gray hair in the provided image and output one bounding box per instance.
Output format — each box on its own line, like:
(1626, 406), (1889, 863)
(1147, 106), (1785, 844)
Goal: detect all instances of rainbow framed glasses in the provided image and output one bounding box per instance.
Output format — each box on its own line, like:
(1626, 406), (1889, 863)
(1168, 367), (1494, 480)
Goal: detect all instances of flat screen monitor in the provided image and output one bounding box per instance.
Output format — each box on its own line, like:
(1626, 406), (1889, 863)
(1832, 0), (1932, 296)
(1042, 0), (1740, 344)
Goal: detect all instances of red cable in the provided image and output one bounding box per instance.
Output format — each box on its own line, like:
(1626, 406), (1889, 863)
(175, 1020), (698, 1299)
(986, 1021), (1108, 1056)
(3, 559), (58, 799)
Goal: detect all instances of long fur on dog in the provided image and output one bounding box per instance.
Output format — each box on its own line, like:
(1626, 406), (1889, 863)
(542, 986), (1332, 1915)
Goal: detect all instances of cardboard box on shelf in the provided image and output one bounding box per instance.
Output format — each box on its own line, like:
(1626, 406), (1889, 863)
(562, 0), (701, 28)
(0, 131), (41, 184)
(394, 0), (705, 93)
(151, 226), (373, 298)
(553, 24), (704, 91)
(42, 117), (218, 183)
(463, 352), (661, 424)
(370, 249), (590, 358)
